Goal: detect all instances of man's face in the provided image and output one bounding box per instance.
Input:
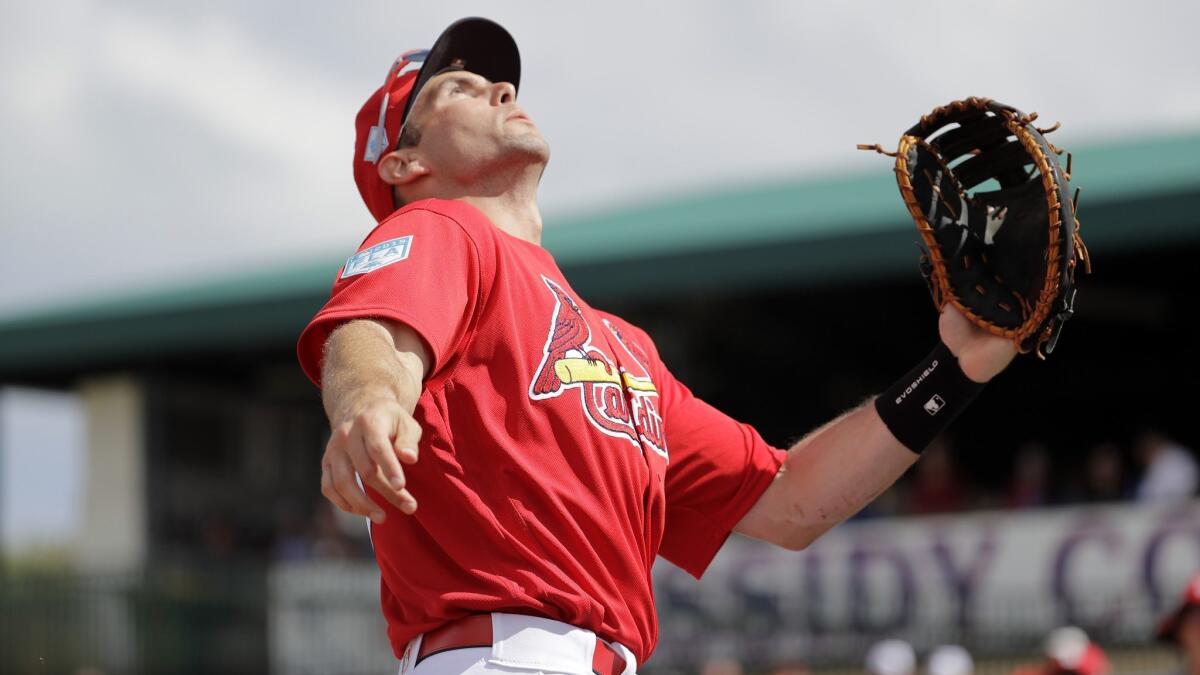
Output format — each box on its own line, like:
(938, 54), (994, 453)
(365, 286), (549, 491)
(401, 69), (549, 184)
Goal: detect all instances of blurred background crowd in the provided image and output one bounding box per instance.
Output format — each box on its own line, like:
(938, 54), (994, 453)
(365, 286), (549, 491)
(183, 427), (1200, 568)
(871, 430), (1198, 519)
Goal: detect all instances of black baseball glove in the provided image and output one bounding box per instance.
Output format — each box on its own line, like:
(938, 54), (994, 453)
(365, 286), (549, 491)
(861, 97), (1092, 358)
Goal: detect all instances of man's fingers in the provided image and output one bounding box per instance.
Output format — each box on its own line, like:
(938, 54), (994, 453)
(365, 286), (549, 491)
(330, 453), (385, 523)
(320, 462), (353, 514)
(394, 415), (423, 465)
(363, 424), (408, 491)
(323, 409), (421, 519)
(349, 429), (419, 515)
(366, 432), (420, 514)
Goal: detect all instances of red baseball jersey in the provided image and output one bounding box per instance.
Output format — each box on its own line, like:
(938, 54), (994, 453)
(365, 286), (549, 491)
(297, 198), (786, 663)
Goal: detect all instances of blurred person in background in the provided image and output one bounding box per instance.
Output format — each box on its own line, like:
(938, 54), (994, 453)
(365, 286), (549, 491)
(1005, 442), (1051, 509)
(273, 498), (315, 561)
(699, 657), (744, 675)
(309, 500), (360, 560)
(1081, 442), (1127, 503)
(1135, 430), (1199, 502)
(1156, 573), (1200, 675)
(866, 639), (916, 675)
(1011, 626), (1110, 675)
(907, 438), (970, 514)
(925, 645), (974, 675)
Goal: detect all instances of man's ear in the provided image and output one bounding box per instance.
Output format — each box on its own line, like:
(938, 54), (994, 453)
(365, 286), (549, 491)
(378, 149), (430, 187)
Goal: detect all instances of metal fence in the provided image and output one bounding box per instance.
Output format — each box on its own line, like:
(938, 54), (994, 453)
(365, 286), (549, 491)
(0, 566), (267, 675)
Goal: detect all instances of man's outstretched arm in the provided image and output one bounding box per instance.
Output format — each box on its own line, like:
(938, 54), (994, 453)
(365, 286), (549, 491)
(320, 318), (430, 523)
(734, 305), (1017, 550)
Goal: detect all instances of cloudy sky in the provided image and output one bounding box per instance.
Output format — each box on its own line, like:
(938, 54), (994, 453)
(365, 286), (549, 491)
(1, 0), (1198, 317)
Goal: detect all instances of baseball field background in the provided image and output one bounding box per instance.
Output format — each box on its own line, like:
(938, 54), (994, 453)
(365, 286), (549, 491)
(2, 2), (1199, 674)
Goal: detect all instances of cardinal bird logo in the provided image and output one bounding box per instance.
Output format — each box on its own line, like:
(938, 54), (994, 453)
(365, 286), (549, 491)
(529, 276), (666, 457)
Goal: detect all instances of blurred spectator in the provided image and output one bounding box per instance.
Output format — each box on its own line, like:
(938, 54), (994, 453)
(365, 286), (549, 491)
(866, 639), (916, 675)
(1156, 572), (1200, 675)
(926, 645), (974, 675)
(1045, 626), (1109, 675)
(1082, 442), (1127, 503)
(908, 438), (969, 514)
(311, 501), (358, 560)
(1006, 442), (1051, 509)
(273, 499), (313, 561)
(1135, 431), (1199, 502)
(1010, 626), (1110, 675)
(700, 657), (743, 675)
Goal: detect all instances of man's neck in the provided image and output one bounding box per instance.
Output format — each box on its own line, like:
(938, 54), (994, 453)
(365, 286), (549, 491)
(458, 188), (543, 245)
(425, 163), (544, 245)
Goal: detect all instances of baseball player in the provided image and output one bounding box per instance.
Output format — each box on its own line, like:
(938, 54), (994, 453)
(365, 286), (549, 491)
(296, 17), (1017, 675)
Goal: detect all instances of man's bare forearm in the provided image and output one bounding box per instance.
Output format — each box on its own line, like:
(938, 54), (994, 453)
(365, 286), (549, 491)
(318, 319), (431, 519)
(322, 319), (425, 422)
(735, 397), (917, 549)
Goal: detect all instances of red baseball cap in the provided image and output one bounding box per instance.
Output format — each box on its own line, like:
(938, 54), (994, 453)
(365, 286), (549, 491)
(353, 17), (522, 222)
(1156, 572), (1200, 643)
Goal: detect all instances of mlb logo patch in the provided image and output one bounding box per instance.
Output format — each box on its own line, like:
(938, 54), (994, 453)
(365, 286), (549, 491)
(341, 235), (413, 278)
(923, 394), (946, 415)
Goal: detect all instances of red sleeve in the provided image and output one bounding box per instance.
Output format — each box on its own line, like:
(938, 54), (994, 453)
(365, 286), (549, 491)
(655, 366), (788, 578)
(296, 205), (487, 388)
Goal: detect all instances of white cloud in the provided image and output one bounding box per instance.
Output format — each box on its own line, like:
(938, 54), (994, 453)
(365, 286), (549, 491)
(97, 10), (351, 168)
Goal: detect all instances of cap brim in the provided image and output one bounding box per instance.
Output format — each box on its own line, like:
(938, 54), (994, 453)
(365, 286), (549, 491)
(400, 17), (521, 128)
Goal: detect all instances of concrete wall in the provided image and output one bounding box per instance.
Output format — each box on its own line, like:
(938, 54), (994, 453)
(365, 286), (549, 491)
(73, 375), (146, 573)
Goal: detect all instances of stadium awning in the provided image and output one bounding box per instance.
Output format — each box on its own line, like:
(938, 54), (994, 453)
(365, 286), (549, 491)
(2, 131), (1198, 377)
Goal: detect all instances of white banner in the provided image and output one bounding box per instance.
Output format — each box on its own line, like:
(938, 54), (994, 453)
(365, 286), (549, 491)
(652, 500), (1200, 666)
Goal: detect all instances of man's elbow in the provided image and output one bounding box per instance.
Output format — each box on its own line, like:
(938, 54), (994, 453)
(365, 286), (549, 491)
(739, 484), (836, 552)
(744, 511), (827, 551)
(773, 524), (824, 552)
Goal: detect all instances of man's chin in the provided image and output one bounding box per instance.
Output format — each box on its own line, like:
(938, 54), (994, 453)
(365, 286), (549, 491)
(506, 135), (551, 165)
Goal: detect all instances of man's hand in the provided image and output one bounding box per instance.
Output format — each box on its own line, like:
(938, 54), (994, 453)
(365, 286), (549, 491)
(938, 304), (1018, 383)
(319, 319), (431, 523)
(322, 394), (422, 522)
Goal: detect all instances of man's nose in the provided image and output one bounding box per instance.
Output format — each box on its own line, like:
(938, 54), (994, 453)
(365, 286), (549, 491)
(490, 81), (516, 106)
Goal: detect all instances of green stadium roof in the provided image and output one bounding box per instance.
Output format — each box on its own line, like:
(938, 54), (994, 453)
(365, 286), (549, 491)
(2, 130), (1199, 378)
